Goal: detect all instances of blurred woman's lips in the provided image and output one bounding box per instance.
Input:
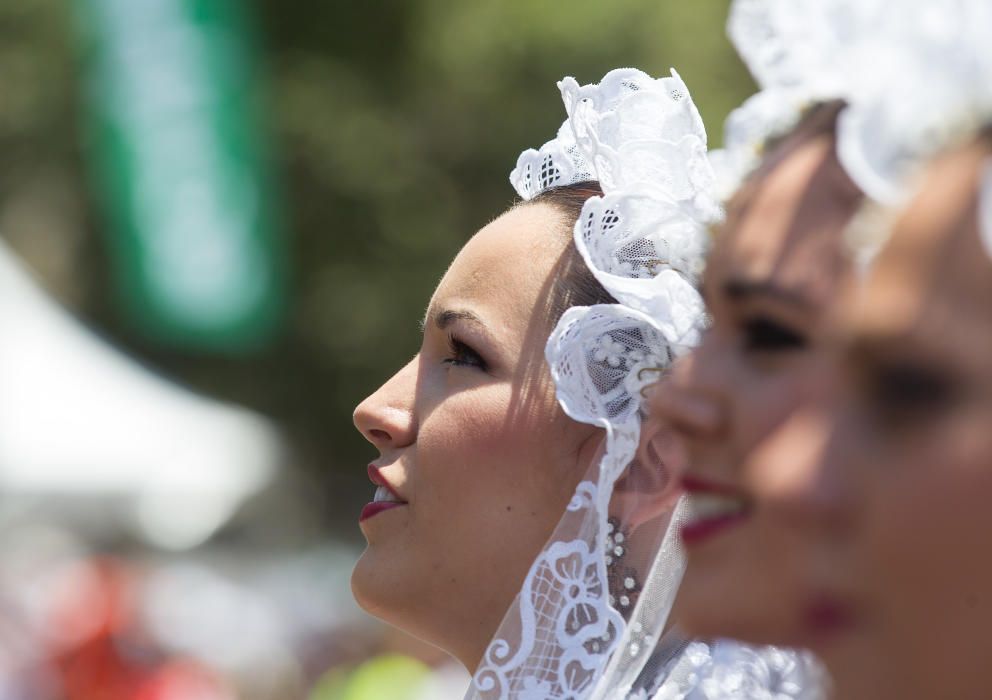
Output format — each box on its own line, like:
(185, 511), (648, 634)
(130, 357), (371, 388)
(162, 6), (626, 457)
(680, 474), (751, 547)
(361, 464), (408, 523)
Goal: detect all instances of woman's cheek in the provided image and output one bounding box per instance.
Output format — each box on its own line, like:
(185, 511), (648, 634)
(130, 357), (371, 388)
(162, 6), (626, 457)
(741, 373), (808, 444)
(414, 386), (518, 491)
(447, 385), (537, 452)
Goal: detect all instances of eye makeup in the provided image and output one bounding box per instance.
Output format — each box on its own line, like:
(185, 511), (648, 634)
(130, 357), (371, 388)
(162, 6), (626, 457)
(443, 334), (489, 371)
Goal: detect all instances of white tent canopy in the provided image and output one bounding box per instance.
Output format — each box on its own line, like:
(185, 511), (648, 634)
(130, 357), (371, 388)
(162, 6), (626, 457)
(0, 239), (282, 549)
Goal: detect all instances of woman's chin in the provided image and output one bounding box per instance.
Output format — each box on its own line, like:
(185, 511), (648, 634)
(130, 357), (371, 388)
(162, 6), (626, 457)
(351, 546), (400, 620)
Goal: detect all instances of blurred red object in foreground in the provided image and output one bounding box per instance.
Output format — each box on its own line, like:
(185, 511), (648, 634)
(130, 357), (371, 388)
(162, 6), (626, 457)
(45, 557), (232, 700)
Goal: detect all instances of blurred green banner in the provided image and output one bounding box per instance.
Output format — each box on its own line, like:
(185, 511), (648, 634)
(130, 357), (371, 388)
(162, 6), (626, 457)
(77, 0), (284, 351)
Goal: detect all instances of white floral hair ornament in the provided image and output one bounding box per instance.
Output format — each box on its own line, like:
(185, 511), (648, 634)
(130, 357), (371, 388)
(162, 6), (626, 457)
(468, 68), (817, 700)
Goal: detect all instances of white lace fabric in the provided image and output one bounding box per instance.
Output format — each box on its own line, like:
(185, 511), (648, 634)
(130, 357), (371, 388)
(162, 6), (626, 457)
(468, 68), (714, 700)
(469, 66), (816, 700)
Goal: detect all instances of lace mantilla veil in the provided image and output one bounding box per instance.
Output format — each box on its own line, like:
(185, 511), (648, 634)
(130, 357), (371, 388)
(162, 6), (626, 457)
(464, 67), (817, 700)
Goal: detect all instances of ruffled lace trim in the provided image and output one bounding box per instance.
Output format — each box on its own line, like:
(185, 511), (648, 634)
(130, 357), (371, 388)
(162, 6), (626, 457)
(472, 67), (718, 700)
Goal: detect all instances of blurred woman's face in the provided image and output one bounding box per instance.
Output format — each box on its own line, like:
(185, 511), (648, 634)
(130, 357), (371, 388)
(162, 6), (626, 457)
(648, 116), (864, 645)
(748, 141), (992, 699)
(351, 203), (600, 670)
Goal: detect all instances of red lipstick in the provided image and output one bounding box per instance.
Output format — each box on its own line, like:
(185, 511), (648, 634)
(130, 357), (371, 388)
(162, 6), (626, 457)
(360, 501), (405, 522)
(681, 474), (742, 496)
(680, 511), (749, 546)
(680, 473), (751, 547)
(360, 464), (408, 523)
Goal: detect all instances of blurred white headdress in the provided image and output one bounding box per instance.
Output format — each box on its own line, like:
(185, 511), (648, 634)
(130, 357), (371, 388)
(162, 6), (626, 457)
(714, 0), (992, 209)
(467, 67), (816, 700)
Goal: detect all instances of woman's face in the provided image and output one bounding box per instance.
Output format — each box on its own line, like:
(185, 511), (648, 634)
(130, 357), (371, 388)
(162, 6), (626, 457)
(648, 117), (864, 644)
(748, 141), (992, 699)
(352, 203), (600, 669)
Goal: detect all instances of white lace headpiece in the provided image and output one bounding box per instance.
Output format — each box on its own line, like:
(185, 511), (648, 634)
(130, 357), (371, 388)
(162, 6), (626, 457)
(715, 0), (992, 208)
(466, 63), (821, 698)
(463, 67), (714, 700)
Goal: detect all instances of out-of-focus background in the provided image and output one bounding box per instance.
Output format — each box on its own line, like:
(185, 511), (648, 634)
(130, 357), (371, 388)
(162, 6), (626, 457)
(0, 1), (753, 698)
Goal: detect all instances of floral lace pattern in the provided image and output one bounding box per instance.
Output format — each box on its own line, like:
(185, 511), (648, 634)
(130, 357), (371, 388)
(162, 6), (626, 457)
(473, 304), (683, 699)
(469, 69), (716, 700)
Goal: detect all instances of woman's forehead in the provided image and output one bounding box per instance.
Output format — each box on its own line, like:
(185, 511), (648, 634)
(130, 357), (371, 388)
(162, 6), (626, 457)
(708, 134), (859, 305)
(429, 204), (567, 328)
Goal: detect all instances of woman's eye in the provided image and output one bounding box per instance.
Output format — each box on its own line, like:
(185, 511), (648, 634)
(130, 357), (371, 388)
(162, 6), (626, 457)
(742, 317), (807, 353)
(863, 363), (953, 425)
(443, 335), (487, 371)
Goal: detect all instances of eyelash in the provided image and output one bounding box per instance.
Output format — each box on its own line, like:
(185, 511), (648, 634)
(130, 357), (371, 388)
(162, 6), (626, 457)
(742, 316), (807, 353)
(443, 334), (487, 371)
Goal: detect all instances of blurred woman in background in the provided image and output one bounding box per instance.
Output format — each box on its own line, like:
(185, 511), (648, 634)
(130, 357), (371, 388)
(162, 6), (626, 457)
(724, 127), (992, 699)
(646, 99), (865, 648)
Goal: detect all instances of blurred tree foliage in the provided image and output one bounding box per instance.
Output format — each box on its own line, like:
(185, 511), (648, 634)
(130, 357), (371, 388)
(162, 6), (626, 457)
(0, 1), (753, 537)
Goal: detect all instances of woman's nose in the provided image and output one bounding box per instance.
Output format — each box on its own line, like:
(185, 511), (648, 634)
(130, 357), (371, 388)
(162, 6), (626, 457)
(645, 354), (726, 439)
(353, 357), (418, 451)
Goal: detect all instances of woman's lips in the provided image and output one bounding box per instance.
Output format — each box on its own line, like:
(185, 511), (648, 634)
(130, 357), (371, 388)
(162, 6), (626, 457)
(360, 501), (406, 522)
(361, 464), (408, 523)
(367, 464), (405, 501)
(680, 510), (749, 545)
(680, 474), (751, 547)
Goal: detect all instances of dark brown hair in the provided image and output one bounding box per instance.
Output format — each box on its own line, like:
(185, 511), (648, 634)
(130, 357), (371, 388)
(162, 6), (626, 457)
(517, 181), (617, 326)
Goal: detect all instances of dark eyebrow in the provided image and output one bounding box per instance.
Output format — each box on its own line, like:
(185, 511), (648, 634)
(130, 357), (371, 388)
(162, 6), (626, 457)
(418, 307), (485, 333)
(723, 279), (814, 310)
